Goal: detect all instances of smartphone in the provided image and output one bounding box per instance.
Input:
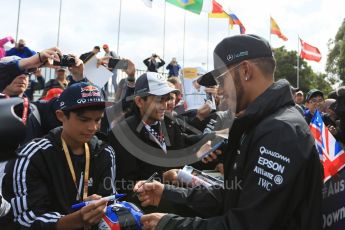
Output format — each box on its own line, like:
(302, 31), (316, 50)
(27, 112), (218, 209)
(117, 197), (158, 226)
(108, 58), (128, 70)
(53, 54), (76, 67)
(199, 140), (225, 159)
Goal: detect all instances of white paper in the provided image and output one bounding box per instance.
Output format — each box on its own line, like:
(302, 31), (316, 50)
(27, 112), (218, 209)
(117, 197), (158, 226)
(184, 83), (208, 110)
(182, 67), (216, 111)
(177, 166), (212, 187)
(177, 165), (223, 188)
(83, 56), (113, 88)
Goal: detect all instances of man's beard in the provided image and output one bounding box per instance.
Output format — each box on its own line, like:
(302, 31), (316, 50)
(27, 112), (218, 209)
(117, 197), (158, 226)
(233, 69), (244, 114)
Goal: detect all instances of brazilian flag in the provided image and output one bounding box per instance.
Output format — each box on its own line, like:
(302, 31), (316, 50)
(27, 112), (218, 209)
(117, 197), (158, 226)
(166, 0), (203, 14)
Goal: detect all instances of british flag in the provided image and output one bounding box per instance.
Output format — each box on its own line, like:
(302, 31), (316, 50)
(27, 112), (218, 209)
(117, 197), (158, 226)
(309, 110), (345, 182)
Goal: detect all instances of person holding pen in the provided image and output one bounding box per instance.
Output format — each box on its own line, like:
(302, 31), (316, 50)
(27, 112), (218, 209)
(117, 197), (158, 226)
(1, 82), (117, 230)
(133, 35), (322, 230)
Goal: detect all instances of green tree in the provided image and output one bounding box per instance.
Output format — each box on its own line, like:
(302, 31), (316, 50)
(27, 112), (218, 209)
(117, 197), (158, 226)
(310, 73), (332, 96)
(326, 19), (345, 83)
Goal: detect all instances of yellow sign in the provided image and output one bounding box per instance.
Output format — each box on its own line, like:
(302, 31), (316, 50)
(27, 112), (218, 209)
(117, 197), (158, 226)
(182, 68), (198, 79)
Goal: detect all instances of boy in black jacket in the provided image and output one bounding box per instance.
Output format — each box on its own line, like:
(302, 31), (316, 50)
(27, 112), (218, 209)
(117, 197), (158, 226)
(109, 72), (212, 184)
(2, 82), (116, 230)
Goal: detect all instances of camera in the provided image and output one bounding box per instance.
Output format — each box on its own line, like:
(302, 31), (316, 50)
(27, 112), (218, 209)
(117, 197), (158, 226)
(108, 58), (128, 70)
(53, 54), (76, 67)
(127, 76), (135, 82)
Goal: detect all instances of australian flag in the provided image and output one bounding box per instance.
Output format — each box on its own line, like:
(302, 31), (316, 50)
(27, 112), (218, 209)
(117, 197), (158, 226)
(309, 110), (345, 182)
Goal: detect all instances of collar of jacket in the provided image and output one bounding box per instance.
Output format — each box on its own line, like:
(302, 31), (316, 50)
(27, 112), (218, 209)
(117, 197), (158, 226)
(45, 126), (103, 157)
(125, 114), (163, 143)
(226, 79), (295, 152)
(124, 113), (181, 148)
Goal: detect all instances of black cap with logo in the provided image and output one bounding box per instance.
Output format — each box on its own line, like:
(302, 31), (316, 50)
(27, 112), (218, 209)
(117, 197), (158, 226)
(58, 82), (105, 111)
(198, 34), (273, 86)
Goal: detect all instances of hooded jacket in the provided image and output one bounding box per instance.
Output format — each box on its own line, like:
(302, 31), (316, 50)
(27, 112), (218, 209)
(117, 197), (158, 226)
(1, 127), (116, 230)
(155, 80), (323, 230)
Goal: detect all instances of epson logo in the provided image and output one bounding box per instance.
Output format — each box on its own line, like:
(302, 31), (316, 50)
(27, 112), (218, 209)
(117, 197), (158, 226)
(257, 156), (285, 174)
(259, 146), (290, 164)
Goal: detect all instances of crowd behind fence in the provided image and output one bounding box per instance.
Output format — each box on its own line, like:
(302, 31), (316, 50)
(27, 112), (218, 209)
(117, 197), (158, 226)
(33, 68), (170, 100)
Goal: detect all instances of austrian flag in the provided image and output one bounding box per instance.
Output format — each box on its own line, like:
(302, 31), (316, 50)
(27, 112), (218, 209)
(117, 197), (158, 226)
(300, 38), (322, 62)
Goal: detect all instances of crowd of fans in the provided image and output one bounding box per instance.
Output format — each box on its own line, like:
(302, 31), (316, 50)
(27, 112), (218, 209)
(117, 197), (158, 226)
(0, 34), (342, 229)
(293, 87), (345, 145)
(0, 37), (224, 229)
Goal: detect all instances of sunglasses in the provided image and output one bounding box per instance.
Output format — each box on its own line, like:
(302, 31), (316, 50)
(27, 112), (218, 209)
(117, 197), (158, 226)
(215, 62), (243, 87)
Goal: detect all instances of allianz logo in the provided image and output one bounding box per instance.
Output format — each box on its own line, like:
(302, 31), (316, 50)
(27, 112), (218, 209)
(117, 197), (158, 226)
(259, 146), (290, 164)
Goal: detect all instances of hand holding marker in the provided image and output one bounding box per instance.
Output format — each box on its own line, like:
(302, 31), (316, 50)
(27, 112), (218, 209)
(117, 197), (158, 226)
(132, 172), (158, 197)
